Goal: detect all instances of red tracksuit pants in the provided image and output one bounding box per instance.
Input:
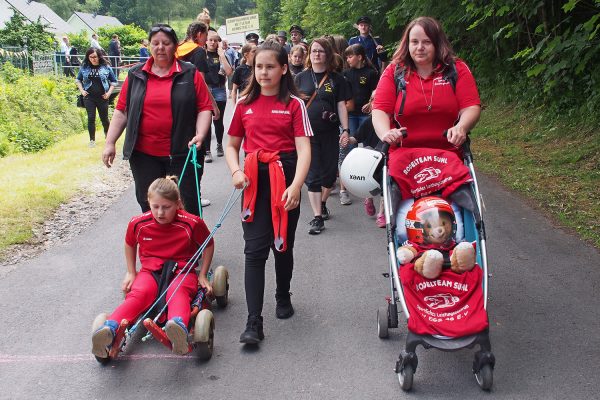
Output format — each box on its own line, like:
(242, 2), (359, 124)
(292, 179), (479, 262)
(109, 268), (197, 327)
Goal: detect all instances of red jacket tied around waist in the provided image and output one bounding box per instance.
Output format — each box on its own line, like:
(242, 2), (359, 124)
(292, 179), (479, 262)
(242, 150), (288, 252)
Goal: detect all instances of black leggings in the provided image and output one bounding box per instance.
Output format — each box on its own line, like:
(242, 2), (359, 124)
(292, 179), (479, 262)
(83, 96), (110, 141)
(205, 100), (226, 150)
(243, 156), (300, 317)
(128, 150), (206, 216)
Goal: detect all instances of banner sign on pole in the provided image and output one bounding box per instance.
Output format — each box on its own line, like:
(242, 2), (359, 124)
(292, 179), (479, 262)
(226, 14), (260, 35)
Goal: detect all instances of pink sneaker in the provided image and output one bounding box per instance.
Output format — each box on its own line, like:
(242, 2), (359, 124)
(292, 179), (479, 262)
(364, 198), (376, 216)
(376, 213), (386, 228)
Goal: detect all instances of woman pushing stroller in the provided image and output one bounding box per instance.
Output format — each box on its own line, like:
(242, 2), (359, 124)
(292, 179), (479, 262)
(371, 16), (481, 240)
(372, 16), (480, 163)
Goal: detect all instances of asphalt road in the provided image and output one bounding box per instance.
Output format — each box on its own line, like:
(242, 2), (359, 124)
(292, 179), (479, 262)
(1, 105), (599, 399)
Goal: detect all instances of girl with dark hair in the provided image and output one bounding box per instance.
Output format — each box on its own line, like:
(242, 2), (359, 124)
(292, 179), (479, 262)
(339, 44), (379, 207)
(294, 38), (351, 235)
(75, 47), (118, 147)
(176, 21), (209, 76)
(225, 41), (312, 344)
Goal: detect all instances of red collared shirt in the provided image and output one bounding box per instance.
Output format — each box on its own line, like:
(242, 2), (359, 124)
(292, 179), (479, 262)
(125, 209), (213, 272)
(117, 58), (213, 157)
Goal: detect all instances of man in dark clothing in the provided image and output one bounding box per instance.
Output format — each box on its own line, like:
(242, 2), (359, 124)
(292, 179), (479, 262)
(348, 16), (388, 72)
(108, 34), (121, 78)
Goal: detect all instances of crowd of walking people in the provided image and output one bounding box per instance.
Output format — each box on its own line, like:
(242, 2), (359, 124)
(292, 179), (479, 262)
(90, 11), (481, 354)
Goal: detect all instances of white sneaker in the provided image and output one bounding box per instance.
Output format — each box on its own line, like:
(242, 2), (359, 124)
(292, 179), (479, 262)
(339, 190), (352, 205)
(201, 198), (211, 207)
(88, 140), (95, 148)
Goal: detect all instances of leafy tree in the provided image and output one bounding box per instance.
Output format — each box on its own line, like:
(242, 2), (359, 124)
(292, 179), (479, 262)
(279, 0), (307, 33)
(0, 10), (55, 52)
(219, 0), (256, 20)
(256, 0), (282, 36)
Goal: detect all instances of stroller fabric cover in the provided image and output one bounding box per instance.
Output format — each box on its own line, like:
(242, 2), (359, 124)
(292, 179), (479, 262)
(400, 263), (489, 337)
(389, 148), (473, 199)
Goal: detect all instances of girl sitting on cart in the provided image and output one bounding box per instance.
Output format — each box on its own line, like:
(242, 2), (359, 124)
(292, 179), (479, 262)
(92, 176), (215, 357)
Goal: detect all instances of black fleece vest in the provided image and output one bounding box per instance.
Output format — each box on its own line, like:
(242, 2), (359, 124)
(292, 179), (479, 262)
(122, 61), (199, 159)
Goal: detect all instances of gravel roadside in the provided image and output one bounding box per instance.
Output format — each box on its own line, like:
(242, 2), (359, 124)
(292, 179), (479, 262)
(0, 159), (132, 270)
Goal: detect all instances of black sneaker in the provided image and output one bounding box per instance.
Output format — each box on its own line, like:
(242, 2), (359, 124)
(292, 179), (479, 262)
(239, 315), (264, 344)
(275, 292), (294, 319)
(216, 144), (224, 157)
(308, 217), (324, 235)
(321, 204), (330, 220)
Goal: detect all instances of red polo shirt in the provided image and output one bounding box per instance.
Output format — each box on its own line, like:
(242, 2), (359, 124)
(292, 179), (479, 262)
(125, 209), (214, 272)
(227, 94), (313, 153)
(117, 58), (213, 157)
(372, 60), (480, 155)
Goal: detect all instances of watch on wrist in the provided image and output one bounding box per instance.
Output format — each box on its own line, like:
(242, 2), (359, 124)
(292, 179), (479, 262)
(342, 128), (350, 133)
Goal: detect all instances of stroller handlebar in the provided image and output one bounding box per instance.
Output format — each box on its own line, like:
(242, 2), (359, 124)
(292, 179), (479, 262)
(379, 131), (474, 163)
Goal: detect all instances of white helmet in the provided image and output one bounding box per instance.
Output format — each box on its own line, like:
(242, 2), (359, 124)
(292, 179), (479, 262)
(340, 147), (384, 198)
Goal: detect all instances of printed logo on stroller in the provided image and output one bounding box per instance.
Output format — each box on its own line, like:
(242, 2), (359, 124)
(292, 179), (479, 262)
(414, 167), (442, 184)
(424, 293), (459, 309)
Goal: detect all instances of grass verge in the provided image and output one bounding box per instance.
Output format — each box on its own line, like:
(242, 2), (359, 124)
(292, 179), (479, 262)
(472, 101), (599, 248)
(0, 133), (122, 256)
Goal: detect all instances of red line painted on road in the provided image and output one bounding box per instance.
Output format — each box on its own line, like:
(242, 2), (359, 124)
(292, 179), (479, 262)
(0, 353), (199, 363)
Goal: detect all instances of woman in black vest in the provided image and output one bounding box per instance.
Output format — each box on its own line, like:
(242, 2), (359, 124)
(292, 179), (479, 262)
(101, 24), (214, 217)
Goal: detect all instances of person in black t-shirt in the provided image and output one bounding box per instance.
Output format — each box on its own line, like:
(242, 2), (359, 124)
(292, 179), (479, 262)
(231, 43), (256, 103)
(343, 44), (379, 134)
(75, 47), (117, 147)
(205, 31), (233, 160)
(294, 38), (351, 235)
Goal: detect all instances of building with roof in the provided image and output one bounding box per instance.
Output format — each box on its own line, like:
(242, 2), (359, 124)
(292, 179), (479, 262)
(67, 11), (122, 37)
(0, 0), (74, 36)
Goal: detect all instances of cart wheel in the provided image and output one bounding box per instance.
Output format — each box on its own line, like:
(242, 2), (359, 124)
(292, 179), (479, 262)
(475, 364), (493, 391)
(398, 365), (414, 391)
(212, 265), (229, 308)
(377, 307), (389, 338)
(193, 309), (214, 360)
(94, 355), (110, 365)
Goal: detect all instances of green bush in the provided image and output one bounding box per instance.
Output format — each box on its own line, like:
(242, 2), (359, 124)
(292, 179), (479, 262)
(97, 24), (147, 57)
(68, 30), (94, 55)
(0, 63), (83, 157)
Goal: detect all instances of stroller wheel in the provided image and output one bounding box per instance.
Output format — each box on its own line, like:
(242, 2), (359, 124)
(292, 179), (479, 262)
(377, 307), (389, 338)
(475, 364), (493, 391)
(398, 365), (414, 391)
